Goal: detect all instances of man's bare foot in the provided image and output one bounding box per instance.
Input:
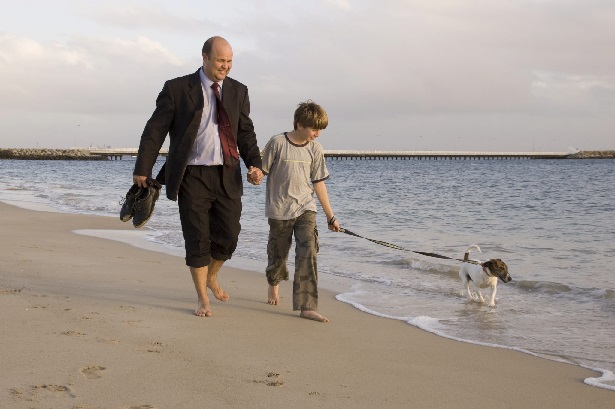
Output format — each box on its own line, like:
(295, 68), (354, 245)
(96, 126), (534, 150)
(300, 310), (329, 323)
(268, 285), (280, 305)
(206, 279), (229, 302)
(195, 298), (212, 317)
(206, 259), (229, 301)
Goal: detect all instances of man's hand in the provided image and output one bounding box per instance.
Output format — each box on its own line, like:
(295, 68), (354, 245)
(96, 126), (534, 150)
(246, 166), (264, 185)
(133, 175), (148, 188)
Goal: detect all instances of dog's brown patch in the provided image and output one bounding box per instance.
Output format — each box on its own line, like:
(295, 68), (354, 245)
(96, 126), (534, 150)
(484, 259), (512, 282)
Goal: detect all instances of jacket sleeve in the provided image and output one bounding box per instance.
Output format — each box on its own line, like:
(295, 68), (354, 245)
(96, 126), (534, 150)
(134, 81), (175, 177)
(235, 87), (263, 170)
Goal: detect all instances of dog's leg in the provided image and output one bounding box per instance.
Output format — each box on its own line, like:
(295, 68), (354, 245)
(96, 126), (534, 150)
(487, 285), (497, 307)
(475, 285), (485, 303)
(464, 282), (476, 301)
(460, 273), (477, 301)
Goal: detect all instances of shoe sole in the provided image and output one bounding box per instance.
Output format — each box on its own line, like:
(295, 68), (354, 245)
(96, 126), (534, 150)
(120, 185), (143, 222)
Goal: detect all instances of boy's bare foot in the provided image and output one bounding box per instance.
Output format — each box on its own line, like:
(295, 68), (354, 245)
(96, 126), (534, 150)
(268, 285), (280, 305)
(195, 298), (212, 317)
(207, 278), (229, 302)
(300, 310), (329, 323)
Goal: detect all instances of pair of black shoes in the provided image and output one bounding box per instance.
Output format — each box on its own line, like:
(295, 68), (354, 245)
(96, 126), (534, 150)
(120, 179), (161, 228)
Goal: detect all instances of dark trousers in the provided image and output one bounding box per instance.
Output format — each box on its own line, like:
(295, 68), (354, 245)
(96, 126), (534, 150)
(178, 165), (242, 268)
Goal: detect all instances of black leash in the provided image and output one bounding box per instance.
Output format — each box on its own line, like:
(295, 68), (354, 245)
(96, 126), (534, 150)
(339, 228), (477, 264)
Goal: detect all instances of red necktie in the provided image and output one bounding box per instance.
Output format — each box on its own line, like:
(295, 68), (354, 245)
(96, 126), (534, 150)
(211, 82), (239, 167)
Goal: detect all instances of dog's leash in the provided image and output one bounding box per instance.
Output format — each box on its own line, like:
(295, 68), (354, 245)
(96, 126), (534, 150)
(339, 228), (479, 264)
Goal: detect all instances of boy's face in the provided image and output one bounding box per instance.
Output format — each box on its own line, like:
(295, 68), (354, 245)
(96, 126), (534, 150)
(296, 124), (322, 142)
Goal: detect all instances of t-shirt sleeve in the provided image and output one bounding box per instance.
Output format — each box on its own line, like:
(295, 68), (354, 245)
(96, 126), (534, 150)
(311, 143), (329, 183)
(261, 136), (278, 174)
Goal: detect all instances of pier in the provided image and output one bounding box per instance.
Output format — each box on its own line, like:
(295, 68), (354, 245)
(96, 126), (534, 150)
(85, 148), (571, 160)
(321, 150), (570, 160)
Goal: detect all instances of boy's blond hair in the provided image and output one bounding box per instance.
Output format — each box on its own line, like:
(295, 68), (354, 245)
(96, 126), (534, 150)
(293, 100), (328, 130)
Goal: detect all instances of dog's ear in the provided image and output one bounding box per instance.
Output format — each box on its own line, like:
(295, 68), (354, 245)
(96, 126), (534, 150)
(494, 259), (507, 268)
(487, 259), (508, 271)
(483, 260), (494, 269)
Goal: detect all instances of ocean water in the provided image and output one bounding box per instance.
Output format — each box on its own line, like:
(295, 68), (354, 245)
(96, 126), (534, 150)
(1, 157), (614, 391)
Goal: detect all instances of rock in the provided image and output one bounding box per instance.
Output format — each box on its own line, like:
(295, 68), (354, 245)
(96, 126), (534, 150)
(567, 150), (615, 159)
(0, 148), (107, 160)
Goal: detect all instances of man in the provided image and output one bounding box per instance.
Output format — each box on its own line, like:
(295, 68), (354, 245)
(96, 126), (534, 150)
(133, 36), (264, 317)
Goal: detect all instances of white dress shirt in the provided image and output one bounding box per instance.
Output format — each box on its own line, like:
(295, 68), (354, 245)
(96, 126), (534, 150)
(186, 67), (224, 165)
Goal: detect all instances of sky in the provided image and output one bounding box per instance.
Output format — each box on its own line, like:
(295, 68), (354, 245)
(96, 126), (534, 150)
(1, 0), (614, 152)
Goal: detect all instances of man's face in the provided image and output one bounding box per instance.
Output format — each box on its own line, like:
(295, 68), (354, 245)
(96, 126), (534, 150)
(203, 40), (233, 82)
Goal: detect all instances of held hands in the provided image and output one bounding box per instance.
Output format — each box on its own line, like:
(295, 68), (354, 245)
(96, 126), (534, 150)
(137, 168), (264, 187)
(247, 166), (264, 185)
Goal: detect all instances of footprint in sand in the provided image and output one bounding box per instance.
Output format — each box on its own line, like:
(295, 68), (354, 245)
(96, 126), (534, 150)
(80, 365), (106, 379)
(97, 337), (121, 344)
(61, 330), (86, 337)
(122, 320), (144, 326)
(25, 384), (77, 399)
(0, 288), (22, 294)
(252, 372), (285, 387)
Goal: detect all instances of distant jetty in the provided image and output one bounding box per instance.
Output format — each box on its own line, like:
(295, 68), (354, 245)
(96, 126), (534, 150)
(0, 148), (614, 160)
(0, 148), (106, 160)
(566, 150), (615, 159)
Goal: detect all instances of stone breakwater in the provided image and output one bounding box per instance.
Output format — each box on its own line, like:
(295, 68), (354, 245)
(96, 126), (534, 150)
(567, 150), (615, 159)
(0, 148), (107, 160)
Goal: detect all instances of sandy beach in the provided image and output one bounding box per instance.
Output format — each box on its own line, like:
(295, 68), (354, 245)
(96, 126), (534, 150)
(0, 201), (612, 409)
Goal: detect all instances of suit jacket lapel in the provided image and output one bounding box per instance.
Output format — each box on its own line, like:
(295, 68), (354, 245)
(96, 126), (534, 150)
(188, 69), (204, 110)
(221, 78), (239, 139)
(183, 69), (204, 146)
(221, 79), (235, 113)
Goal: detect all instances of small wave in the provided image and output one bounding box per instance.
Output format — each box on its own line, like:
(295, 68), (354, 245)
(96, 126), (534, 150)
(336, 290), (615, 392)
(335, 291), (409, 321)
(515, 280), (573, 294)
(584, 368), (615, 391)
(514, 280), (615, 302)
(388, 256), (459, 278)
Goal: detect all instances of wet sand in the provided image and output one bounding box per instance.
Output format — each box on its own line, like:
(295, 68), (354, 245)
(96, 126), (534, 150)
(0, 202), (612, 408)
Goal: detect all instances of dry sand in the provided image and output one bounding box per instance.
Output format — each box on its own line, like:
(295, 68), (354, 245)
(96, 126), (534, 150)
(0, 202), (612, 409)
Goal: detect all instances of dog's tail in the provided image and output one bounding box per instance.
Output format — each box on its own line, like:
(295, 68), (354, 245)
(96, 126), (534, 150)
(463, 244), (481, 261)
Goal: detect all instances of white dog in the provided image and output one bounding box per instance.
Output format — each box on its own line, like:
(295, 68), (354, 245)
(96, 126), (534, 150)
(459, 245), (512, 307)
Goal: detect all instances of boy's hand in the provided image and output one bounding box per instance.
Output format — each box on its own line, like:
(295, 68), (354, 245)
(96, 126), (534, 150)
(327, 216), (341, 232)
(247, 166), (264, 185)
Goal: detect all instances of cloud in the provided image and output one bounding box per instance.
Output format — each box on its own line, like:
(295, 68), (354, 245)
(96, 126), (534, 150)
(89, 4), (223, 34)
(531, 71), (615, 114)
(0, 34), (185, 115)
(1, 0), (614, 150)
(0, 33), (92, 68)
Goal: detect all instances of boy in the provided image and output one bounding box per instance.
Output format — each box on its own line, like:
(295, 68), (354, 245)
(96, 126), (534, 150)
(261, 100), (340, 323)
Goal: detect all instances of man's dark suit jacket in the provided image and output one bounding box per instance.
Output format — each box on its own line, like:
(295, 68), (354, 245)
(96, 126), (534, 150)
(134, 68), (262, 201)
